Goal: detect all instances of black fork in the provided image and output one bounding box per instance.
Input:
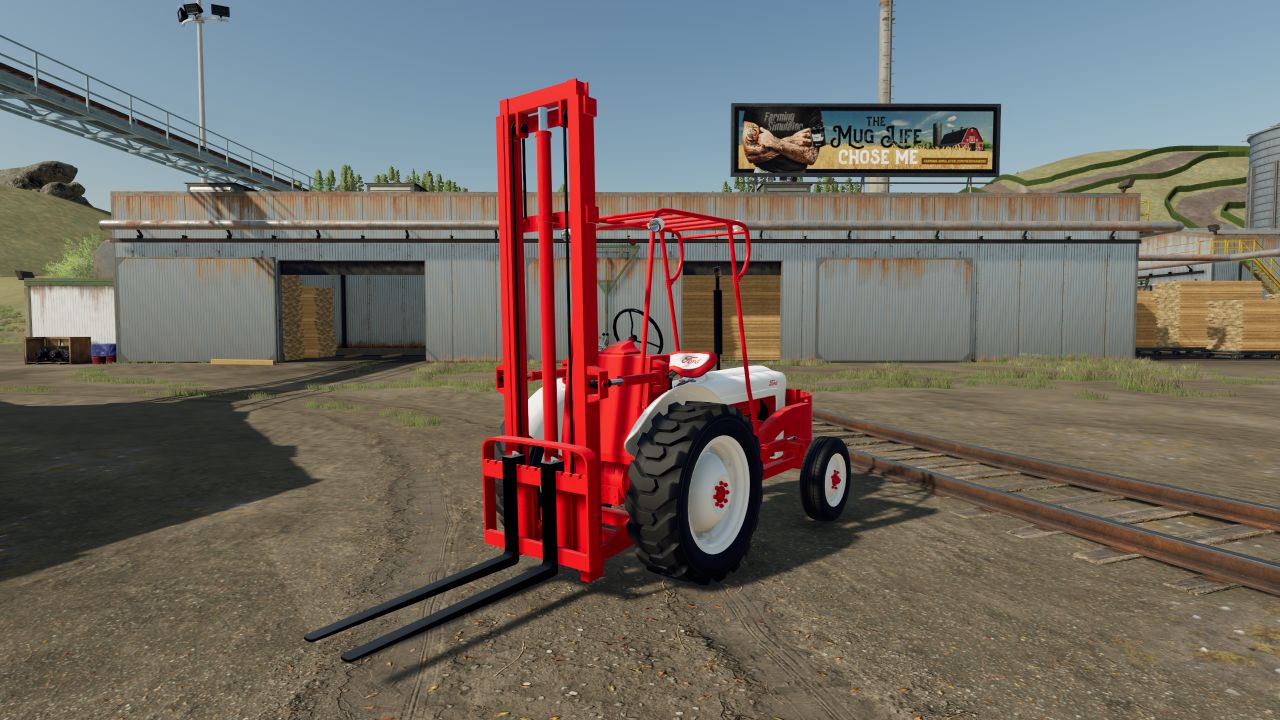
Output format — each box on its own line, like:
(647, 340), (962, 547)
(305, 451), (560, 662)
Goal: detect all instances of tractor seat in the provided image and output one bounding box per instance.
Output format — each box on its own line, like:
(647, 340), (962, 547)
(668, 351), (717, 378)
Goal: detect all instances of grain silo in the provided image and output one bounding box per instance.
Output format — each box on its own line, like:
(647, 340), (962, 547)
(1246, 123), (1280, 228)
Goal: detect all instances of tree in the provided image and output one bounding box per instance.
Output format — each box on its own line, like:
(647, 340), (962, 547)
(313, 169), (324, 191)
(407, 169), (421, 187)
(424, 171), (435, 192)
(721, 181), (731, 192)
(44, 235), (102, 278)
(338, 165), (359, 191)
(325, 169), (336, 192)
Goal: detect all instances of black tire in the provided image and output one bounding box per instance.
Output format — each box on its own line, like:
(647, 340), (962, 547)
(625, 401), (763, 584)
(799, 436), (851, 521)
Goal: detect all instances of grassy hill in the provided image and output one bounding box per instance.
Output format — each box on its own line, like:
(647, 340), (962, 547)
(0, 183), (109, 274)
(980, 146), (1249, 227)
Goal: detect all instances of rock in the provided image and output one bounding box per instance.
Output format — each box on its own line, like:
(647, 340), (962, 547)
(0, 160), (77, 190)
(40, 181), (86, 201)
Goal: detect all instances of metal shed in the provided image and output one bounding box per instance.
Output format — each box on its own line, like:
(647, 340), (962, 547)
(104, 191), (1146, 362)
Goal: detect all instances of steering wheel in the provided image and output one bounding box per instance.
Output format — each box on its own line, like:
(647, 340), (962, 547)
(612, 308), (664, 354)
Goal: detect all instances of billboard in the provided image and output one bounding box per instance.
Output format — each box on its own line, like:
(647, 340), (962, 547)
(731, 104), (1000, 177)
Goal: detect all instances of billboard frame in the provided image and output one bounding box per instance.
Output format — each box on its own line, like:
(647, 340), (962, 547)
(729, 103), (1002, 178)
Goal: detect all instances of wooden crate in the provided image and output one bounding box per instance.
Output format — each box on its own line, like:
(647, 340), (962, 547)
(25, 336), (91, 364)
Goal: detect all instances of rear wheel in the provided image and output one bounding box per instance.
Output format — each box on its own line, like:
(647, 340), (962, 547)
(626, 402), (763, 584)
(799, 437), (851, 521)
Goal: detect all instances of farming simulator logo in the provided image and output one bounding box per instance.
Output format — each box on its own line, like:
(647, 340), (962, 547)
(732, 103), (1000, 177)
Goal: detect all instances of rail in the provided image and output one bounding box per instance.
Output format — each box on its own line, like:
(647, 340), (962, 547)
(814, 410), (1280, 597)
(0, 33), (311, 191)
(101, 218), (1180, 236)
(1139, 233), (1280, 292)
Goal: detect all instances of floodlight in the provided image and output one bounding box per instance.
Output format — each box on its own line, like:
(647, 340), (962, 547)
(177, 7), (190, 22)
(210, 4), (230, 18)
(183, 3), (204, 14)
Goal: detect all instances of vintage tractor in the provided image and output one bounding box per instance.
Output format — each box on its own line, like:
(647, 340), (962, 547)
(307, 80), (850, 661)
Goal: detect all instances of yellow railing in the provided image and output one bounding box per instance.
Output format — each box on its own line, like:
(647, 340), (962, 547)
(1142, 235), (1279, 294)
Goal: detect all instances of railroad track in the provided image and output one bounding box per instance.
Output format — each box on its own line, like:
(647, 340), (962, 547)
(813, 411), (1280, 597)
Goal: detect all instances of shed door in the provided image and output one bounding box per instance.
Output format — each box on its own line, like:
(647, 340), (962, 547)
(117, 257), (277, 362)
(817, 258), (973, 361)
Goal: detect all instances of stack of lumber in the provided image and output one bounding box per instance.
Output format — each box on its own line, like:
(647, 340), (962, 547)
(1148, 281), (1265, 348)
(281, 276), (337, 360)
(681, 275), (781, 360)
(1135, 293), (1159, 348)
(1206, 297), (1280, 351)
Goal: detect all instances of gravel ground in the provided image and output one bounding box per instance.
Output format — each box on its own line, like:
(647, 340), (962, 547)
(1, 353), (1278, 720)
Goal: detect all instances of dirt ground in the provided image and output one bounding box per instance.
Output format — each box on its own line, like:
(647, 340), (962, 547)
(1, 351), (1278, 720)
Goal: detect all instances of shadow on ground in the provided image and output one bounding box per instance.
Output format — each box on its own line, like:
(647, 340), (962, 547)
(375, 473), (935, 679)
(0, 359), (400, 581)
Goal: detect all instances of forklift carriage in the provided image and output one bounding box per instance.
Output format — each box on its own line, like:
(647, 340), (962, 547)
(307, 80), (850, 662)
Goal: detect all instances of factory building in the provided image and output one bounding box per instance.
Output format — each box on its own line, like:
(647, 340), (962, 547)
(102, 190), (1143, 363)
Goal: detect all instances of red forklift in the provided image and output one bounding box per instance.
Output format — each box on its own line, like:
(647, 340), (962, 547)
(307, 80), (850, 661)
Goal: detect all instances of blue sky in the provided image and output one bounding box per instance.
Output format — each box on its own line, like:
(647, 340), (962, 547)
(4, 0), (1278, 209)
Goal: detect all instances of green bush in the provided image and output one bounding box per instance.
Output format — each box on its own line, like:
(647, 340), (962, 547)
(43, 235), (102, 278)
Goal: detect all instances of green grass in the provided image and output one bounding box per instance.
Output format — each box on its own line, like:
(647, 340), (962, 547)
(302, 396), (440, 428)
(800, 363), (954, 392)
(977, 356), (1206, 396)
(795, 357), (1261, 397)
(305, 399), (359, 411)
(979, 148), (1248, 224)
(1208, 375), (1278, 386)
(75, 368), (160, 385)
(0, 304), (24, 344)
(990, 148), (1145, 184)
(0, 384), (52, 393)
(0, 184), (109, 273)
(772, 358), (833, 368)
(246, 391), (274, 401)
(379, 408), (442, 428)
(314, 361), (495, 393)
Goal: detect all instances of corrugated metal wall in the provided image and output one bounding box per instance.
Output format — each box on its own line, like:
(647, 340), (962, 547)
(1248, 124), (1280, 228)
(116, 258), (276, 361)
(347, 275), (426, 346)
(817, 258), (973, 361)
(109, 192), (1140, 361)
(28, 285), (116, 343)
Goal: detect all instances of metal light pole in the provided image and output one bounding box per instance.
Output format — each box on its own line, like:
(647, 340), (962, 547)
(870, 0), (893, 194)
(195, 18), (205, 150)
(177, 3), (229, 155)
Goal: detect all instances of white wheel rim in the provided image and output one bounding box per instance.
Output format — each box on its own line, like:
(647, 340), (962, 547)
(823, 453), (848, 507)
(687, 435), (751, 555)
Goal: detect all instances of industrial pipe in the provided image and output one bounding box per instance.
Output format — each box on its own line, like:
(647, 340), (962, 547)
(101, 218), (1180, 236)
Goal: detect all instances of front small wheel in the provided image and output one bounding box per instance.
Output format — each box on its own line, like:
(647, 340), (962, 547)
(800, 437), (851, 521)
